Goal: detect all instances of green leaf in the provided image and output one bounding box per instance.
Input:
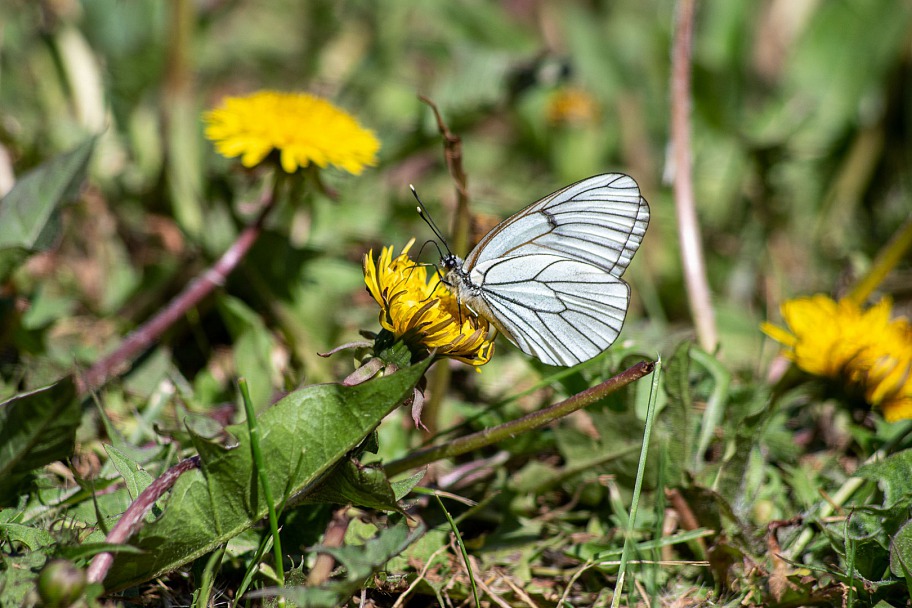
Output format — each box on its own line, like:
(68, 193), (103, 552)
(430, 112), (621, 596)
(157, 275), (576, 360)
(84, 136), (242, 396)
(659, 341), (694, 485)
(391, 469), (425, 501)
(855, 449), (912, 508)
(890, 518), (912, 580)
(0, 377), (79, 505)
(303, 459), (401, 512)
(373, 331), (417, 368)
(711, 385), (771, 516)
(778, 2), (912, 150)
(0, 137), (96, 251)
(0, 522), (54, 550)
(104, 444), (154, 501)
(551, 365), (651, 493)
(57, 542), (145, 563)
(104, 360), (430, 591)
(262, 519), (426, 607)
(217, 295), (279, 410)
(0, 551), (47, 607)
(320, 519), (421, 581)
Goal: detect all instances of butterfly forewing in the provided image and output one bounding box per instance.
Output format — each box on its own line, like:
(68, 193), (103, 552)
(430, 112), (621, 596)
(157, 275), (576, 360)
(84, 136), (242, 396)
(467, 173), (648, 278)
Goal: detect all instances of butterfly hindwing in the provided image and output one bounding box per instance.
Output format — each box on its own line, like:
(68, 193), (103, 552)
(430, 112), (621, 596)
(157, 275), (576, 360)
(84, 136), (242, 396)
(470, 254), (630, 366)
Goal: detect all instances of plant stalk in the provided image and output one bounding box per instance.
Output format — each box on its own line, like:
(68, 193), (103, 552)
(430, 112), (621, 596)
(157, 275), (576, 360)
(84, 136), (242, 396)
(79, 178), (281, 394)
(419, 96), (472, 435)
(240, 378), (285, 593)
(612, 358), (662, 607)
(848, 215), (912, 305)
(671, 0), (717, 352)
(86, 456), (201, 585)
(384, 360), (655, 477)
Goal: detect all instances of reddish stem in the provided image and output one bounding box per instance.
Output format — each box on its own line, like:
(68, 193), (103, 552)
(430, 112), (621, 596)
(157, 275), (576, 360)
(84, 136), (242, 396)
(307, 507), (351, 586)
(671, 0), (717, 352)
(86, 456), (201, 585)
(78, 188), (277, 394)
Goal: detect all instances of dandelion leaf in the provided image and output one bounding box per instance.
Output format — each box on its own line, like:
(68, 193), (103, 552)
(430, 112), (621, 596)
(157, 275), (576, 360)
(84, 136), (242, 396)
(254, 518), (425, 608)
(0, 377), (79, 505)
(299, 459), (401, 512)
(0, 137), (96, 252)
(660, 341), (695, 484)
(855, 448), (912, 509)
(890, 519), (912, 581)
(103, 360), (429, 591)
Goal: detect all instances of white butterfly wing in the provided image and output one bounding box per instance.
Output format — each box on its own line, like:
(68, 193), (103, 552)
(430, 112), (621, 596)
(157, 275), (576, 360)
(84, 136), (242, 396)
(468, 254), (630, 366)
(466, 173), (649, 278)
(460, 173), (648, 366)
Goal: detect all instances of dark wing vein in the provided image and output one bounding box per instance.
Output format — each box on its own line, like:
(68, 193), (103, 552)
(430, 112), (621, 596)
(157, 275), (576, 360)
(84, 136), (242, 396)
(468, 173), (650, 277)
(477, 256), (631, 366)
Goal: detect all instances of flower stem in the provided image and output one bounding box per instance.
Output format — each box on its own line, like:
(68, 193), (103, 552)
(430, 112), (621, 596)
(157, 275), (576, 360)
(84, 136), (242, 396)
(847, 215), (912, 305)
(419, 95), (472, 435)
(418, 95), (470, 256)
(671, 0), (717, 352)
(383, 360), (655, 477)
(78, 176), (282, 394)
(86, 456), (202, 585)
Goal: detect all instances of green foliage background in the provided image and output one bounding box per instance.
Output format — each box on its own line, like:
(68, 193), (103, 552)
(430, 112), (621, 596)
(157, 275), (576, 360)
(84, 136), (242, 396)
(1, 1), (912, 606)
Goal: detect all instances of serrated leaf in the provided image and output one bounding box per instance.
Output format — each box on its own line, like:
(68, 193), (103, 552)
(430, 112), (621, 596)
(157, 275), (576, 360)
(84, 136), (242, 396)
(258, 519), (426, 607)
(659, 341), (694, 485)
(302, 459), (401, 512)
(391, 469), (425, 501)
(104, 360), (430, 591)
(855, 449), (912, 508)
(0, 377), (79, 505)
(712, 386), (770, 513)
(0, 137), (96, 251)
(105, 444), (154, 501)
(0, 523), (54, 550)
(373, 331), (416, 368)
(316, 519), (423, 581)
(0, 551), (46, 606)
(890, 518), (912, 579)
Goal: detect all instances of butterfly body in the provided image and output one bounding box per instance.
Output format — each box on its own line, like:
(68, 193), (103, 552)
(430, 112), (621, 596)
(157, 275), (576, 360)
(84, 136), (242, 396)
(441, 252), (497, 329)
(440, 173), (649, 367)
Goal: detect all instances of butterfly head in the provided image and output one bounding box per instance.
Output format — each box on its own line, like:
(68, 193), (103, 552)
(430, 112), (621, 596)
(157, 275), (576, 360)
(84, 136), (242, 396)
(441, 253), (467, 289)
(441, 253), (461, 272)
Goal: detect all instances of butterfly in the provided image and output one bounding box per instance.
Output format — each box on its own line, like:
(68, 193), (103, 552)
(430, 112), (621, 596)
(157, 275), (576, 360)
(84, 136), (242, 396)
(427, 173), (649, 367)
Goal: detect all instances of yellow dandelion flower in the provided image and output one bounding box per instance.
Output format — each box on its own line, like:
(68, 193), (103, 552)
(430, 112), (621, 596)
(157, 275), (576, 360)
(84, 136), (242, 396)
(761, 296), (876, 377)
(204, 91), (380, 174)
(762, 294), (912, 422)
(546, 87), (600, 126)
(861, 319), (912, 422)
(363, 240), (494, 367)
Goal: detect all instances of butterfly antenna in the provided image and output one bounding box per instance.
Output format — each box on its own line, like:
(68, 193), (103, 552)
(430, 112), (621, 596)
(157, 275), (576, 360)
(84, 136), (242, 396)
(406, 240), (443, 282)
(411, 185), (453, 256)
(414, 238), (446, 262)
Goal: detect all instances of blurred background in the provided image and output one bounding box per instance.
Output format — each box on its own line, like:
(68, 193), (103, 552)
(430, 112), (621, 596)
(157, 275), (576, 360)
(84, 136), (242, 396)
(1, 0), (910, 401)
